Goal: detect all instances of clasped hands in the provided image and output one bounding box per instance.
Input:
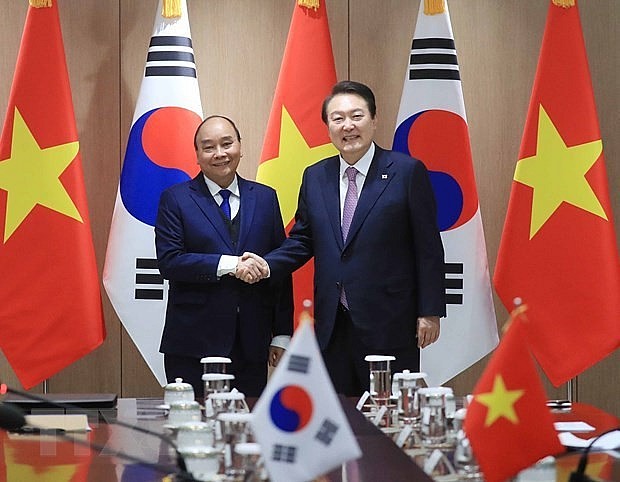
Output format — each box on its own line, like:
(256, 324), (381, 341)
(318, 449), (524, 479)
(235, 252), (268, 284)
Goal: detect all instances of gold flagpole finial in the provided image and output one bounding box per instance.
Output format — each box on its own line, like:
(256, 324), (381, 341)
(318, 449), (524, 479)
(298, 299), (315, 327)
(298, 0), (320, 11)
(552, 0), (575, 7)
(162, 0), (182, 19)
(502, 297), (529, 335)
(424, 0), (445, 15)
(29, 0), (52, 7)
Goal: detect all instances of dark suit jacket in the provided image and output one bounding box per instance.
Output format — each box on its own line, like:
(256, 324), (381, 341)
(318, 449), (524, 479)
(155, 174), (293, 362)
(265, 145), (445, 351)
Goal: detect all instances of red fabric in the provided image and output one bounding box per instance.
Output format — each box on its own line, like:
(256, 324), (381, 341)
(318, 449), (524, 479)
(0, 2), (105, 388)
(257, 1), (337, 323)
(493, 0), (620, 386)
(0, 430), (95, 481)
(464, 321), (564, 482)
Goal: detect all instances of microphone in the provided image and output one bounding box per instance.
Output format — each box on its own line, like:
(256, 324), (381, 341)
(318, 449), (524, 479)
(0, 383), (201, 482)
(568, 427), (620, 482)
(0, 401), (27, 431)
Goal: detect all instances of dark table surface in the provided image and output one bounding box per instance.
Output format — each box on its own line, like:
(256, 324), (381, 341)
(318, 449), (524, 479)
(0, 398), (617, 482)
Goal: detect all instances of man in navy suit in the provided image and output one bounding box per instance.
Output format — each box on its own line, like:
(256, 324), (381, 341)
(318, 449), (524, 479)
(242, 81), (445, 396)
(155, 115), (293, 397)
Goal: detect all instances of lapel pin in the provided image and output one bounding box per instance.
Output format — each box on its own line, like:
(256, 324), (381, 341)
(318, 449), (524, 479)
(381, 174), (388, 179)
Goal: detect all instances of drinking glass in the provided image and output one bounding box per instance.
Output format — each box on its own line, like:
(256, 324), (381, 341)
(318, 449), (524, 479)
(364, 355), (395, 404)
(418, 387), (452, 446)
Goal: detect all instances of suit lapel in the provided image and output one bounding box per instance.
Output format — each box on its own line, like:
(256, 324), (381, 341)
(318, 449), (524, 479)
(344, 147), (394, 249)
(319, 157), (344, 250)
(188, 175), (234, 251)
(237, 177), (256, 251)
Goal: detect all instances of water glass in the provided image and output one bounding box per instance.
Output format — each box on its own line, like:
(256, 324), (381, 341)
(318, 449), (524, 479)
(202, 373), (235, 399)
(418, 387), (451, 446)
(392, 370), (426, 424)
(364, 355), (395, 404)
(200, 356), (232, 375)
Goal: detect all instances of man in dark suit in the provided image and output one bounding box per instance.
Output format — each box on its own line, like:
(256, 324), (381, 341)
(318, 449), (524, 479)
(155, 115), (293, 397)
(242, 81), (445, 396)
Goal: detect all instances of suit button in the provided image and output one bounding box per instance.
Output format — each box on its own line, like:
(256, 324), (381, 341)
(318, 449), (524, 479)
(336, 282), (341, 289)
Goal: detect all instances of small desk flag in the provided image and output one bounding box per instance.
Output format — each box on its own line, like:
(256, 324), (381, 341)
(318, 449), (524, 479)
(464, 320), (563, 482)
(252, 314), (361, 482)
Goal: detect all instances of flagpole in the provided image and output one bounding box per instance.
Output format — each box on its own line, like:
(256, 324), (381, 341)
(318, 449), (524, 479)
(567, 377), (578, 403)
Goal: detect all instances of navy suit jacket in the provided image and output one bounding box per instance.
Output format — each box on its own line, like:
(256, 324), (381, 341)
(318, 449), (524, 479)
(265, 146), (445, 351)
(155, 174), (293, 362)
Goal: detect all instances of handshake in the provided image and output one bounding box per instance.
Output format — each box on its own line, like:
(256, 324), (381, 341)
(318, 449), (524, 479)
(234, 252), (269, 284)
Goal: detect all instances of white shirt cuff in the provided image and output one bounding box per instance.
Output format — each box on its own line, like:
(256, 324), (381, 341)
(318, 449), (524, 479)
(270, 335), (291, 349)
(217, 255), (239, 277)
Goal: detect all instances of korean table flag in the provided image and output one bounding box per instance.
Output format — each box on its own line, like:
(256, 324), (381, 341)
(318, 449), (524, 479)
(252, 313), (361, 482)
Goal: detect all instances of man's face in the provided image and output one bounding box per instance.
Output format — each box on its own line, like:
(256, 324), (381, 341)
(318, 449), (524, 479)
(325, 93), (377, 165)
(195, 117), (242, 188)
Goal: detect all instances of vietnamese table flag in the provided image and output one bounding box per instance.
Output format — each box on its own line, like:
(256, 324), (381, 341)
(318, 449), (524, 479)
(464, 320), (563, 482)
(493, 0), (620, 386)
(0, 428), (94, 482)
(393, 0), (498, 387)
(103, 0), (203, 385)
(256, 0), (338, 321)
(252, 308), (361, 482)
(0, 0), (105, 389)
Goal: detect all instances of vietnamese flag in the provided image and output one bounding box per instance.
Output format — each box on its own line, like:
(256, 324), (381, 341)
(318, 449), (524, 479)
(0, 429), (95, 482)
(256, 0), (337, 321)
(464, 321), (563, 482)
(0, 0), (105, 388)
(556, 452), (614, 482)
(493, 0), (620, 386)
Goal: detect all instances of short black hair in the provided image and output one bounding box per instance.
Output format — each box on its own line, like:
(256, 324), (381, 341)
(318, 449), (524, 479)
(193, 115), (241, 149)
(321, 80), (377, 124)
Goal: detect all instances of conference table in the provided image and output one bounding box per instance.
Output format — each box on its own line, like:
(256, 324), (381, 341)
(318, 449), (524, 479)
(0, 397), (617, 482)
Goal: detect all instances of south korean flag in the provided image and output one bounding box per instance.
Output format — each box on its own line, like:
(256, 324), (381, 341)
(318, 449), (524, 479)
(252, 313), (361, 482)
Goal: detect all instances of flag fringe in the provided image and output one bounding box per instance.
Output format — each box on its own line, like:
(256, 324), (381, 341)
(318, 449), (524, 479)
(424, 0), (445, 15)
(552, 0), (575, 7)
(162, 0), (182, 19)
(298, 0), (320, 11)
(29, 0), (52, 7)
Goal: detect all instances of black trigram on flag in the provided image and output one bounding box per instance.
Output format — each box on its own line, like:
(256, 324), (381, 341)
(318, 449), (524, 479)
(445, 262), (464, 305)
(272, 444), (297, 463)
(134, 258), (164, 300)
(315, 418), (339, 446)
(287, 354), (310, 374)
(145, 36), (197, 78)
(409, 37), (460, 81)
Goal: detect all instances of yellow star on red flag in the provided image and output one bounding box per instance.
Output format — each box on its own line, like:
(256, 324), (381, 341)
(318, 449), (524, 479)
(257, 105), (336, 224)
(0, 107), (82, 242)
(514, 104), (606, 239)
(0, 0), (104, 390)
(475, 374), (524, 426)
